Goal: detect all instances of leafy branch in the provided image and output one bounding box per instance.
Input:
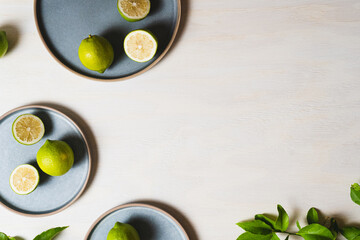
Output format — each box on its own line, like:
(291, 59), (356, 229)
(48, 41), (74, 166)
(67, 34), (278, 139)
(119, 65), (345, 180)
(0, 226), (68, 240)
(237, 205), (360, 240)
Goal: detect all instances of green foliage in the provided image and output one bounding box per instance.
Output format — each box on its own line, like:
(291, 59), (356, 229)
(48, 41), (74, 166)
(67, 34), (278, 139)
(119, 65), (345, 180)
(329, 219), (339, 240)
(255, 214), (277, 230)
(0, 233), (10, 240)
(297, 224), (334, 240)
(297, 221), (302, 230)
(236, 205), (360, 240)
(351, 183), (360, 206)
(236, 220), (273, 235)
(275, 205), (289, 232)
(33, 226), (68, 240)
(341, 227), (360, 240)
(0, 233), (16, 240)
(237, 232), (279, 240)
(307, 208), (319, 225)
(0, 227), (68, 240)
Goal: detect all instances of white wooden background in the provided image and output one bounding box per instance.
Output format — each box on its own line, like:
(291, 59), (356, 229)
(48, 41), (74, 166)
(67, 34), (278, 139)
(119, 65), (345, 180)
(1, 0), (360, 239)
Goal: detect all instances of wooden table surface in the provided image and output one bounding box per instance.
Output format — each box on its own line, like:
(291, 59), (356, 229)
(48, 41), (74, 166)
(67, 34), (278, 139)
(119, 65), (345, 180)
(1, 0), (360, 239)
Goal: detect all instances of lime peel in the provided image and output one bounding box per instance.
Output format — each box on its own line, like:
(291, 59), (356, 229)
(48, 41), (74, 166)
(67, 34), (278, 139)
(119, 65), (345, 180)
(78, 35), (114, 73)
(37, 140), (74, 176)
(107, 222), (140, 240)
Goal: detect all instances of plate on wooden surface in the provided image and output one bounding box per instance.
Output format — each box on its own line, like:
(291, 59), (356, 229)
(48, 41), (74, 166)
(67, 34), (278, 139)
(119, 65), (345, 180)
(34, 0), (181, 81)
(85, 203), (189, 240)
(0, 105), (91, 216)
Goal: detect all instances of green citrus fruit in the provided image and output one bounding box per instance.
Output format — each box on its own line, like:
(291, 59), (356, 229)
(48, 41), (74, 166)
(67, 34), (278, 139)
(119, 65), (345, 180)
(37, 140), (74, 176)
(78, 35), (114, 73)
(117, 0), (150, 22)
(124, 29), (157, 62)
(12, 114), (45, 145)
(0, 31), (8, 58)
(9, 164), (39, 195)
(107, 222), (140, 240)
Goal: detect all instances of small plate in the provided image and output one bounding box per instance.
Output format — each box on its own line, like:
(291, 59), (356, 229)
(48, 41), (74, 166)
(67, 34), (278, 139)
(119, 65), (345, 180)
(34, 0), (181, 81)
(85, 203), (189, 240)
(0, 105), (91, 216)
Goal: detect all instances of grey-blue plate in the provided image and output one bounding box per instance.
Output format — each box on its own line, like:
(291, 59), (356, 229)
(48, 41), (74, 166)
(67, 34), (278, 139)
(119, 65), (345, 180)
(85, 204), (189, 239)
(34, 0), (181, 81)
(0, 105), (91, 216)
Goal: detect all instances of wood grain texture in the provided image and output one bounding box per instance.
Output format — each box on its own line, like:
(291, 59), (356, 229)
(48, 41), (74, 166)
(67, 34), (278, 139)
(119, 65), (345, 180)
(0, 0), (360, 239)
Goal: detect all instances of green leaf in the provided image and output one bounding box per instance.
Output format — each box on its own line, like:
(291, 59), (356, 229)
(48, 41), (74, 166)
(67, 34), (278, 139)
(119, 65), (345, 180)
(307, 208), (319, 224)
(255, 214), (276, 230)
(271, 233), (280, 240)
(341, 226), (360, 240)
(297, 224), (334, 240)
(237, 232), (278, 240)
(275, 204), (289, 232)
(351, 183), (360, 205)
(33, 226), (68, 240)
(296, 221), (302, 230)
(0, 233), (9, 240)
(237, 220), (273, 235)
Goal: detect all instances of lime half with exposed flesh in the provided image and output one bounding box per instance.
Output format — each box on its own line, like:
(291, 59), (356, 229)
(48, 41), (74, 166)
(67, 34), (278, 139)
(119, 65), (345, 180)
(12, 114), (45, 145)
(10, 164), (39, 195)
(124, 29), (157, 62)
(117, 0), (151, 22)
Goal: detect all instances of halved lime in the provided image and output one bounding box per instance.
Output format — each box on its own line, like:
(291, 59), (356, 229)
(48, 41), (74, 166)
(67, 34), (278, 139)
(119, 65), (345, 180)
(10, 164), (39, 195)
(124, 30), (158, 62)
(12, 114), (45, 145)
(0, 31), (8, 58)
(117, 0), (151, 22)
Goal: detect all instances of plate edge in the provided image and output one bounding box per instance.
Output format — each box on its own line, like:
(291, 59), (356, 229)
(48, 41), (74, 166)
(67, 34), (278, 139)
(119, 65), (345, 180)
(33, 0), (182, 82)
(84, 203), (190, 240)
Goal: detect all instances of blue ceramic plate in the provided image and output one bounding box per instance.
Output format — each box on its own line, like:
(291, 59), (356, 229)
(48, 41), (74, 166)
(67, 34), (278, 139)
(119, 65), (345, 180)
(34, 0), (181, 81)
(85, 204), (189, 239)
(0, 105), (91, 216)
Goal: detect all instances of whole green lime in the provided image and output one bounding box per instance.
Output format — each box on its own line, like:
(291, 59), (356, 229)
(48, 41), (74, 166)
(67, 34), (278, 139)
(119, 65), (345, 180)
(36, 140), (74, 176)
(78, 35), (114, 73)
(0, 31), (8, 58)
(107, 222), (140, 240)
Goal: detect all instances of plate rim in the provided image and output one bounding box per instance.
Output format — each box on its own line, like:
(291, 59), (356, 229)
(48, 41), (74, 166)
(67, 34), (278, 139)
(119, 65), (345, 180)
(33, 0), (182, 82)
(0, 104), (92, 217)
(84, 203), (190, 240)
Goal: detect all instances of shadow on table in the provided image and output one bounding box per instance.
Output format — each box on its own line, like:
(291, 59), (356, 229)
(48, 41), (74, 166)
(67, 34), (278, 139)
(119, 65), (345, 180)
(170, 0), (190, 53)
(13, 237), (25, 240)
(29, 102), (98, 199)
(0, 23), (20, 55)
(317, 209), (360, 229)
(130, 199), (199, 240)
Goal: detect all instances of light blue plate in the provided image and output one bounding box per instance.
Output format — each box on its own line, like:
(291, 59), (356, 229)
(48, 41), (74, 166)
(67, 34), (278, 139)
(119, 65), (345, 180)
(35, 0), (181, 81)
(86, 204), (189, 240)
(0, 105), (91, 216)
